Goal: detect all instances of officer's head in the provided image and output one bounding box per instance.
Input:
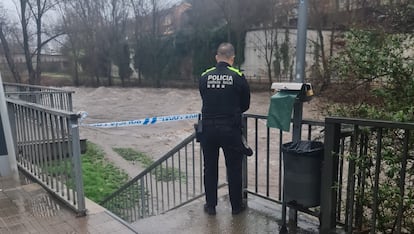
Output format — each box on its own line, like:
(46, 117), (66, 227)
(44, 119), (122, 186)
(216, 43), (235, 66)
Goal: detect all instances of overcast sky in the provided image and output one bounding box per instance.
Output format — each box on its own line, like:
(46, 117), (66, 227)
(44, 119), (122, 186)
(2, 0), (19, 22)
(1, 0), (183, 50)
(1, 0), (183, 20)
(3, 0), (16, 11)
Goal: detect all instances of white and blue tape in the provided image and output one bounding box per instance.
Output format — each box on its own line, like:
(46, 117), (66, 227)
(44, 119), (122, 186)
(79, 112), (199, 128)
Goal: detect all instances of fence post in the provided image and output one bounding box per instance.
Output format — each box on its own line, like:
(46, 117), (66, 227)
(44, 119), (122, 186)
(242, 115), (248, 203)
(7, 103), (18, 160)
(68, 92), (73, 111)
(69, 114), (86, 215)
(320, 118), (341, 233)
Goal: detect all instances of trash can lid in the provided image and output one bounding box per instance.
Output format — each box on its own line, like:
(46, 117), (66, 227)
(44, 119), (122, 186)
(282, 141), (324, 154)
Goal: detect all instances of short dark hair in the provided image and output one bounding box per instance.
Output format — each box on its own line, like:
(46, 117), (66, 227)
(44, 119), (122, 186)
(217, 43), (235, 59)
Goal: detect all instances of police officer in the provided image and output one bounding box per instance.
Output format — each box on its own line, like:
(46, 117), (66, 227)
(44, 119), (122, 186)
(199, 42), (250, 215)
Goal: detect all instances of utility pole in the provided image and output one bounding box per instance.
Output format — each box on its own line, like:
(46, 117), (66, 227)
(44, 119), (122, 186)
(292, 0), (309, 144)
(290, 0), (309, 227)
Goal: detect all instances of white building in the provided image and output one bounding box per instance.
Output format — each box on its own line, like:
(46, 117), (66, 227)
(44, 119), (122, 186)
(241, 28), (335, 83)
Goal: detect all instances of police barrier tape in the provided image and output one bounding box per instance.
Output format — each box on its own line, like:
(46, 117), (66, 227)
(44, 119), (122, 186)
(79, 112), (200, 128)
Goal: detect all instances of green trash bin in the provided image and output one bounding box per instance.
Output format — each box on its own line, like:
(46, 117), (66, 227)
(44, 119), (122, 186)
(282, 140), (324, 208)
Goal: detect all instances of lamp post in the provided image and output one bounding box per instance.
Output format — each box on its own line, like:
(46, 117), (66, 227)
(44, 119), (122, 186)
(282, 0), (309, 231)
(292, 0), (309, 143)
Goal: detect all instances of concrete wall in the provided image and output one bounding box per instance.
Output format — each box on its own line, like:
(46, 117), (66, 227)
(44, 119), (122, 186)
(0, 76), (18, 178)
(241, 28), (334, 82)
(0, 115), (12, 177)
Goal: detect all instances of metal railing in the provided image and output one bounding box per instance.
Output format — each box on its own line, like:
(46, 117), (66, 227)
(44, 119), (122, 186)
(100, 133), (227, 223)
(101, 113), (327, 224)
(100, 113), (414, 233)
(242, 114), (326, 218)
(3, 82), (73, 111)
(6, 98), (86, 215)
(321, 117), (414, 234)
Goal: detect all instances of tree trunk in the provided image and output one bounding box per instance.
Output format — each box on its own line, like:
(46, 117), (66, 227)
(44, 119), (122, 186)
(138, 70), (142, 85)
(267, 63), (272, 84)
(35, 12), (42, 85)
(108, 65), (112, 86)
(121, 75), (125, 87)
(330, 24), (336, 57)
(235, 31), (243, 68)
(95, 75), (100, 86)
(0, 26), (22, 83)
(74, 60), (80, 86)
(227, 24), (231, 42)
(317, 27), (330, 87)
(21, 0), (36, 85)
(70, 39), (80, 86)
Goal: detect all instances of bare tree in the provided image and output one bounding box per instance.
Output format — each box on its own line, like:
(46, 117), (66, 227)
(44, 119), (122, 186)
(18, 0), (37, 84)
(212, 0), (269, 67)
(107, 0), (131, 86)
(56, 0), (83, 85)
(250, 0), (287, 83)
(147, 0), (163, 87)
(212, 0), (232, 41)
(10, 0), (63, 85)
(27, 0), (63, 84)
(308, 0), (335, 90)
(60, 0), (133, 86)
(132, 0), (178, 87)
(59, 0), (106, 85)
(0, 5), (22, 83)
(130, 0), (146, 84)
(252, 28), (279, 83)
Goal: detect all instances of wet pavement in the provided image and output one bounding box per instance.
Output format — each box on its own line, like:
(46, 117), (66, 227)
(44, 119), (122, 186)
(1, 173), (322, 234)
(0, 174), (136, 234)
(133, 188), (320, 234)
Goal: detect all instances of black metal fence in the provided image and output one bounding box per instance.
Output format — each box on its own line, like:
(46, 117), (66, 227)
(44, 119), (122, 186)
(99, 113), (414, 233)
(100, 113), (327, 224)
(3, 82), (74, 111)
(100, 133), (228, 223)
(242, 114), (326, 219)
(321, 117), (414, 234)
(243, 114), (281, 200)
(6, 96), (85, 215)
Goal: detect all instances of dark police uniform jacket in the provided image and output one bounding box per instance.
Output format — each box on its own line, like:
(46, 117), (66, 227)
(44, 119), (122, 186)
(199, 61), (250, 125)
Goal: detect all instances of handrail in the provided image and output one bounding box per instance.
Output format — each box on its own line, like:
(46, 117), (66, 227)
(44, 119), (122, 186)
(242, 114), (325, 218)
(326, 116), (414, 129)
(101, 132), (198, 204)
(6, 96), (85, 215)
(100, 131), (211, 222)
(3, 82), (75, 93)
(3, 82), (73, 111)
(321, 116), (414, 233)
(99, 111), (414, 233)
(101, 113), (326, 224)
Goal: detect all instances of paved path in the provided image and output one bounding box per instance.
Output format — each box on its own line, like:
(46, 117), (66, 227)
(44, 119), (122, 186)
(0, 175), (136, 234)
(133, 187), (320, 234)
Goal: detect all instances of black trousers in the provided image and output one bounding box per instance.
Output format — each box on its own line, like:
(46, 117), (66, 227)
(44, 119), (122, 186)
(200, 123), (243, 210)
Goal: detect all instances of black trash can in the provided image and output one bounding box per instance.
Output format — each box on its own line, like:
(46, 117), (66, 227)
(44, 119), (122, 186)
(282, 140), (324, 208)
